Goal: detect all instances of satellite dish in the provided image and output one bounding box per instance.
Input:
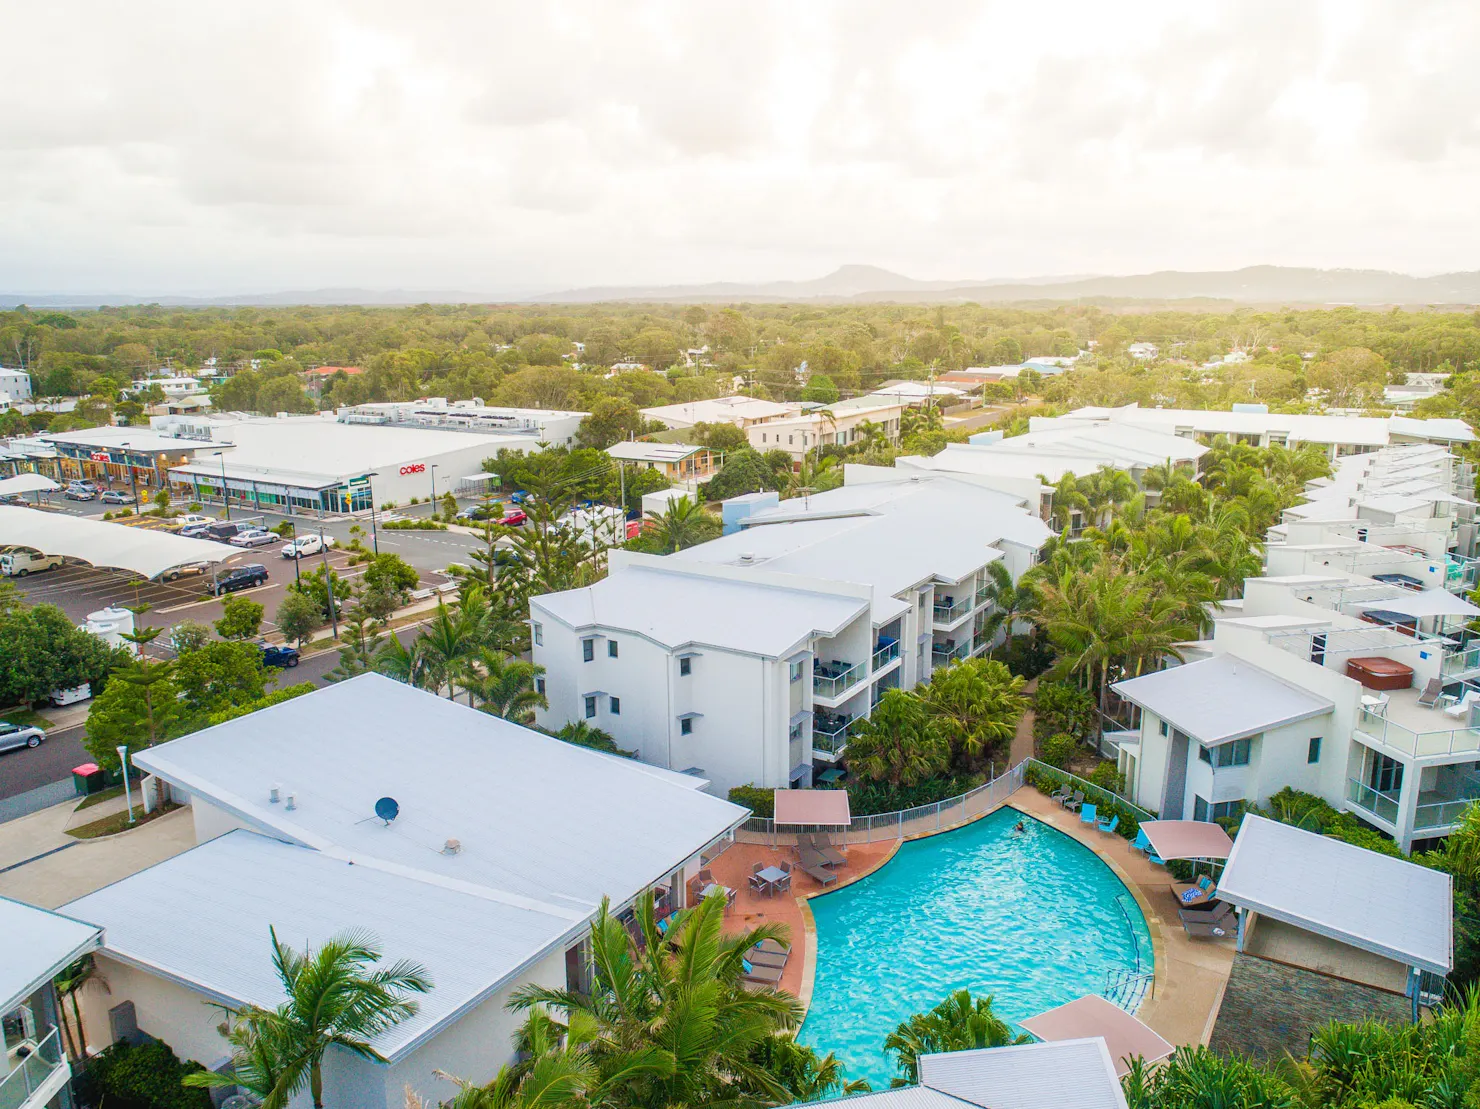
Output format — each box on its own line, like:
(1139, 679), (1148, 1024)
(374, 796), (400, 824)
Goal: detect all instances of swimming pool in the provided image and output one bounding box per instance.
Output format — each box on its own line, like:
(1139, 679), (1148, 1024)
(798, 808), (1152, 1089)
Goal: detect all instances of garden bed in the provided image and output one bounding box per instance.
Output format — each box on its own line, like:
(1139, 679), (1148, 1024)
(67, 801), (181, 839)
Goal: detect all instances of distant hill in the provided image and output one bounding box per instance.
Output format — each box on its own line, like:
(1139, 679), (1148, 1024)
(0, 288), (526, 309)
(529, 264), (1480, 306)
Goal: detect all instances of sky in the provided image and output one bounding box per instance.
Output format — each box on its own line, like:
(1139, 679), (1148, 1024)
(4, 0), (1479, 296)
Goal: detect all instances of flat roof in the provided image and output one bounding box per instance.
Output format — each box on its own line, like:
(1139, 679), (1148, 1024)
(41, 426), (197, 453)
(131, 675), (747, 914)
(773, 789), (851, 826)
(1138, 820), (1234, 862)
(1218, 814), (1452, 974)
(917, 1039), (1128, 1109)
(536, 561), (867, 658)
(606, 441), (704, 463)
(641, 396), (799, 425)
(64, 831), (583, 1062)
(0, 505), (242, 579)
(0, 896), (101, 1013)
(1113, 655), (1334, 745)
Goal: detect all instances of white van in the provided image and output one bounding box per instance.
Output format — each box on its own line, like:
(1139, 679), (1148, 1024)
(0, 551), (64, 577)
(49, 684), (91, 706)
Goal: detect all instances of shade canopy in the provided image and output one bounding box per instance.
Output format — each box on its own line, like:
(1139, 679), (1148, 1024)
(1019, 995), (1174, 1077)
(0, 505), (241, 579)
(773, 788), (852, 826)
(1139, 820), (1234, 861)
(1357, 590), (1480, 619)
(0, 473), (59, 496)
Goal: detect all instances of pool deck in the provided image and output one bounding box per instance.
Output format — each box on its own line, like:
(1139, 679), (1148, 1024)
(713, 785), (1234, 1050)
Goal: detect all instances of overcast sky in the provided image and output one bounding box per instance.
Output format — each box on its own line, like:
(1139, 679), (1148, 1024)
(4, 0), (1478, 296)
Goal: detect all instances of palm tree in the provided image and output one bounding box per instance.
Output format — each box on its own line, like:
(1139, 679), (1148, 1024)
(884, 990), (1030, 1086)
(844, 689), (949, 788)
(374, 634), (433, 691)
(975, 559), (1035, 645)
(55, 955), (106, 1063)
(185, 928), (430, 1109)
(918, 658), (1026, 770)
(417, 600), (483, 701)
(470, 648), (548, 722)
(1040, 472), (1089, 534)
(645, 496), (719, 553)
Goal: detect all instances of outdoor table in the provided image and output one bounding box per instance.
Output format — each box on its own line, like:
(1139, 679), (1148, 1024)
(756, 866), (788, 894)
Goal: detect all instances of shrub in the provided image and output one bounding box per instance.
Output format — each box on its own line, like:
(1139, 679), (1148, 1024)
(1033, 680), (1097, 743)
(990, 632), (1054, 679)
(1023, 763), (1140, 842)
(79, 1040), (213, 1109)
(728, 783), (775, 817)
(384, 518), (447, 531)
(1088, 760), (1123, 793)
(188, 502), (202, 511)
(101, 511), (113, 520)
(845, 773), (983, 817)
(1039, 732), (1080, 769)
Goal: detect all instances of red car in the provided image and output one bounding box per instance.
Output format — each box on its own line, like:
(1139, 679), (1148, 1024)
(499, 510), (528, 527)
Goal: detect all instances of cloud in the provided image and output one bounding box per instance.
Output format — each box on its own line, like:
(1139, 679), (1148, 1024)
(0, 0), (1476, 294)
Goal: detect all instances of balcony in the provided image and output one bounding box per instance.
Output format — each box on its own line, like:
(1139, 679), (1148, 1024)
(0, 1026), (68, 1109)
(931, 640), (969, 666)
(1355, 702), (1480, 759)
(1346, 778), (1400, 824)
(1443, 643), (1480, 678)
(932, 594), (972, 625)
(975, 585), (992, 607)
(871, 637), (901, 671)
(812, 711), (855, 755)
(813, 659), (866, 698)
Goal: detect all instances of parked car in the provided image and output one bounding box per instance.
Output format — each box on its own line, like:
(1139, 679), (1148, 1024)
(208, 564), (269, 595)
(174, 514), (214, 529)
(229, 528), (276, 548)
(0, 721), (46, 752)
(281, 534), (334, 559)
(182, 520), (242, 541)
(0, 551), (63, 577)
(67, 480), (98, 493)
(499, 509), (528, 527)
(455, 504), (498, 523)
(63, 488), (96, 501)
(259, 644), (300, 668)
(49, 684), (91, 706)
(99, 490), (133, 505)
(161, 562), (208, 582)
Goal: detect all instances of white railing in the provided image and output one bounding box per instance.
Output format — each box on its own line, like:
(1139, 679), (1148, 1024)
(1355, 707), (1480, 759)
(932, 595), (972, 623)
(1346, 777), (1400, 824)
(871, 641), (901, 670)
(0, 1026), (65, 1109)
(814, 660), (866, 698)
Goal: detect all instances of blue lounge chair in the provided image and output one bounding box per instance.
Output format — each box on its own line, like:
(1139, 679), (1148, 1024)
(1079, 803), (1098, 825)
(1097, 813), (1120, 835)
(1130, 828), (1151, 853)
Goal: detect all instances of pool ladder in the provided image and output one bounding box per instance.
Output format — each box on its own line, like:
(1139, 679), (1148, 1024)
(1103, 896), (1153, 1012)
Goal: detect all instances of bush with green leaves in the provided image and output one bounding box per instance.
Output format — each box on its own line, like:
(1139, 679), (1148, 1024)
(275, 590), (322, 646)
(384, 518), (447, 530)
(727, 784), (775, 817)
(214, 594), (264, 640)
(989, 631), (1055, 679)
(1032, 680), (1097, 742)
(1038, 731), (1080, 769)
(845, 773), (984, 817)
(77, 1039), (212, 1109)
(1088, 760), (1124, 794)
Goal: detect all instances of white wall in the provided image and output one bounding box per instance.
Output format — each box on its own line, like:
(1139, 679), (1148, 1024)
(191, 798), (251, 843)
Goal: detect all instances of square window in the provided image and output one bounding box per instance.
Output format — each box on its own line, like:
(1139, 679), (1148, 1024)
(584, 696), (596, 719)
(679, 657), (692, 676)
(608, 640), (618, 658)
(610, 696), (621, 715)
(532, 622), (544, 647)
(680, 717), (693, 735)
(1307, 736), (1322, 764)
(789, 660), (804, 683)
(1198, 745), (1212, 765)
(1193, 795), (1210, 822)
(582, 639), (594, 663)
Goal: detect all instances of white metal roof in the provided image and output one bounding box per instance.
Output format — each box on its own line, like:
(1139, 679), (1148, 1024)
(606, 441), (704, 463)
(0, 505), (242, 578)
(1040, 405), (1395, 447)
(917, 1040), (1128, 1109)
(1218, 814), (1452, 974)
(63, 831), (584, 1061)
(536, 561), (867, 657)
(641, 396), (799, 427)
(0, 896), (101, 1013)
(0, 473), (59, 495)
(1113, 655), (1334, 745)
(131, 675), (748, 914)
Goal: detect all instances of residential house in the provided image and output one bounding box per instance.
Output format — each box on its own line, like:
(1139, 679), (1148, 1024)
(57, 676), (747, 1109)
(0, 367), (34, 410)
(747, 398), (905, 463)
(1126, 343), (1159, 360)
(606, 441), (717, 488)
(532, 475), (1050, 793)
(641, 395), (802, 431)
(300, 364), (364, 397)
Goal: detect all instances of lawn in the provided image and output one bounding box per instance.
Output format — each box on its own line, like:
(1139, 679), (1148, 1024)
(75, 785), (126, 811)
(67, 802), (181, 839)
(0, 708), (53, 729)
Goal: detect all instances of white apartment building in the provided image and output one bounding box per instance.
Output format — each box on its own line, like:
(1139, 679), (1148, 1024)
(336, 397), (586, 446)
(531, 475), (1051, 794)
(641, 395), (802, 430)
(0, 367), (34, 408)
(747, 398), (905, 463)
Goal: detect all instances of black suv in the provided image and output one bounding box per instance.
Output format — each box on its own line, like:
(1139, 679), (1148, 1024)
(209, 564), (268, 596)
(184, 520), (242, 541)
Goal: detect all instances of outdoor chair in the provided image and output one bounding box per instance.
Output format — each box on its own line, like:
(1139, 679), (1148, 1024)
(1171, 876), (1217, 908)
(749, 865), (770, 896)
(1417, 678), (1445, 708)
(741, 959), (784, 985)
(1096, 813), (1120, 836)
(802, 862), (839, 887)
(1049, 783), (1075, 805)
(1064, 790), (1086, 812)
(1181, 903), (1235, 940)
(800, 835), (846, 866)
(748, 947), (787, 969)
(1078, 803), (1098, 826)
(754, 938), (791, 957)
(1446, 690), (1480, 718)
(799, 846), (833, 870)
(1130, 828), (1152, 853)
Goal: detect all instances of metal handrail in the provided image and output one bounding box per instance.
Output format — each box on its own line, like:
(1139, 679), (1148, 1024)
(1355, 707), (1480, 759)
(1345, 777), (1400, 823)
(932, 596), (972, 623)
(871, 641), (901, 670)
(814, 660), (866, 697)
(0, 1025), (65, 1109)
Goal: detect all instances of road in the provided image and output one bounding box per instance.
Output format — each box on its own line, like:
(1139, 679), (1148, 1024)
(0, 624), (423, 801)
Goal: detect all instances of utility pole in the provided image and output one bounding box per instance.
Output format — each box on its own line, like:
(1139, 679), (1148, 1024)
(318, 526), (339, 639)
(366, 472), (380, 555)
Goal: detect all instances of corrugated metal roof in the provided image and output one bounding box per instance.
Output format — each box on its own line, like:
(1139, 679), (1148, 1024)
(0, 896), (101, 1013)
(132, 675), (748, 914)
(1112, 655), (1334, 745)
(918, 1040), (1128, 1109)
(1217, 814), (1452, 974)
(64, 831), (584, 1061)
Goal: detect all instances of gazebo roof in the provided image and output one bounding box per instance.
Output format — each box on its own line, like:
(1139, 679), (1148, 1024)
(1018, 995), (1173, 1077)
(1140, 820), (1234, 861)
(773, 789), (851, 826)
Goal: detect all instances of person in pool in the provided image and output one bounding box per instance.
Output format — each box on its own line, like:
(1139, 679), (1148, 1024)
(1013, 821), (1027, 834)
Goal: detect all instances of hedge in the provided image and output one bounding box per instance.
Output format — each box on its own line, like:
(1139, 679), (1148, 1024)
(729, 784), (774, 817)
(76, 1040), (213, 1109)
(384, 518), (448, 531)
(1023, 764), (1141, 843)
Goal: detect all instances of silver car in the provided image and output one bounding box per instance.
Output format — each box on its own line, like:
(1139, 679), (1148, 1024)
(0, 721), (45, 752)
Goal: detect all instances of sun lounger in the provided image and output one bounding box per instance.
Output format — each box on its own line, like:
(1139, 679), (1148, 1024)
(753, 938), (791, 957)
(742, 959), (784, 984)
(1446, 690), (1480, 718)
(1418, 678), (1445, 708)
(1079, 803), (1098, 825)
(798, 846), (834, 870)
(800, 836), (846, 866)
(747, 948), (787, 969)
(802, 862), (838, 887)
(1171, 877), (1216, 907)
(1096, 813), (1120, 835)
(1182, 909), (1234, 939)
(1179, 901), (1234, 926)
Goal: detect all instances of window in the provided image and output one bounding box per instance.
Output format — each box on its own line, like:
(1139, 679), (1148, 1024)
(1201, 739), (1251, 767)
(789, 659), (804, 683)
(608, 640), (619, 659)
(584, 696), (597, 719)
(610, 696), (621, 715)
(1193, 796), (1243, 822)
(679, 657), (692, 677)
(536, 677), (546, 695)
(680, 717), (693, 735)
(1159, 719), (1169, 737)
(582, 639), (595, 663)
(532, 622), (543, 647)
(1307, 736), (1322, 764)
(1198, 745), (1212, 765)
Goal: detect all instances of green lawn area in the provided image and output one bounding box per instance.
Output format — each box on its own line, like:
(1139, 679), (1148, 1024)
(0, 708), (53, 729)
(75, 785), (126, 811)
(67, 802), (180, 840)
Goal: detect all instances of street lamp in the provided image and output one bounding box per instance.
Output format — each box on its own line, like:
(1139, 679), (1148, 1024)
(318, 525), (339, 639)
(429, 464), (438, 507)
(365, 472), (380, 555)
(119, 441), (140, 511)
(117, 745), (136, 824)
(217, 451), (231, 520)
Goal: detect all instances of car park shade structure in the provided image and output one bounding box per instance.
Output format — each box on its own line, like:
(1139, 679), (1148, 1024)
(0, 505), (242, 580)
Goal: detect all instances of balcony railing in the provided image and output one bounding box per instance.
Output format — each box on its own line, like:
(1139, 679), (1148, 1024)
(1443, 645), (1480, 678)
(975, 586), (992, 607)
(813, 660), (866, 698)
(1355, 706), (1480, 758)
(812, 713), (856, 754)
(1346, 778), (1400, 824)
(0, 1026), (66, 1109)
(871, 640), (901, 671)
(1415, 798), (1476, 832)
(931, 641), (969, 665)
(932, 595), (972, 623)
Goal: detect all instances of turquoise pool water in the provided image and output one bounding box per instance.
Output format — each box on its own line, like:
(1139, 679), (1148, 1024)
(798, 808), (1152, 1089)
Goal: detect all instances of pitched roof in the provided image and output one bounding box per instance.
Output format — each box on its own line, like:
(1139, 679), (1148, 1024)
(918, 1040), (1129, 1109)
(0, 896), (100, 1013)
(1112, 655), (1334, 745)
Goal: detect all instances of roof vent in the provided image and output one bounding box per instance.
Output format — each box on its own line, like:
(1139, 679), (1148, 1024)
(285, 793), (296, 811)
(269, 785), (280, 804)
(375, 796), (400, 825)
(442, 838), (462, 855)
(738, 552), (755, 564)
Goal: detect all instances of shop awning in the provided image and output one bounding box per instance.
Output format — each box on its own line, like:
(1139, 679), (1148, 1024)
(0, 473), (59, 496)
(1019, 994), (1174, 1077)
(773, 788), (851, 826)
(1139, 820), (1234, 862)
(0, 506), (242, 580)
